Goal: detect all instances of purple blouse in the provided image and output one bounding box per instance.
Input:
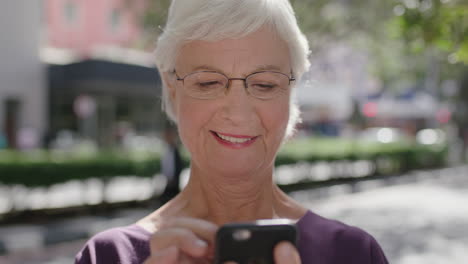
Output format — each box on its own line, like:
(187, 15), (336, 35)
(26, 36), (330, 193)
(75, 210), (388, 263)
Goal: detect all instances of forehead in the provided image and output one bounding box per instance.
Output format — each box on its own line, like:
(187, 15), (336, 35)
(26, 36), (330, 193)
(176, 27), (291, 74)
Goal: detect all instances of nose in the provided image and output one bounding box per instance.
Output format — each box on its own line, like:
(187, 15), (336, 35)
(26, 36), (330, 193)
(224, 78), (248, 96)
(220, 79), (255, 124)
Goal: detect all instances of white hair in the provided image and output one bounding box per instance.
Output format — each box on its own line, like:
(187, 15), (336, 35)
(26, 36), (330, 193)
(154, 0), (310, 137)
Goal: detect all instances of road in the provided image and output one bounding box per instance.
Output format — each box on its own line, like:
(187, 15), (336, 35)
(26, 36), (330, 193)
(1, 165), (467, 264)
(297, 165), (468, 264)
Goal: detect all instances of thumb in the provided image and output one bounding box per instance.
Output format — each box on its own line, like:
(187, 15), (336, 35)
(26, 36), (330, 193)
(274, 241), (301, 264)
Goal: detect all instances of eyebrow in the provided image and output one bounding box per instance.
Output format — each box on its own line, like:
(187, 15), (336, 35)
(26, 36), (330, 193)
(189, 64), (285, 76)
(190, 65), (224, 73)
(253, 64), (283, 72)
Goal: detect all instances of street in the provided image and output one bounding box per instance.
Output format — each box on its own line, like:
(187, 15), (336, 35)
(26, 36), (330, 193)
(297, 165), (468, 264)
(0, 165), (467, 264)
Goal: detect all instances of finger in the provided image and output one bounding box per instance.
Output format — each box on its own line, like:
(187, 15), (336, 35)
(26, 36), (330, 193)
(274, 241), (301, 264)
(166, 217), (218, 243)
(150, 227), (209, 258)
(144, 246), (178, 264)
(165, 217), (218, 259)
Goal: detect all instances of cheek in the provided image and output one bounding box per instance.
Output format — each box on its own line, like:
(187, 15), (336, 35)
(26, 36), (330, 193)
(263, 99), (290, 141)
(176, 100), (198, 148)
(175, 97), (215, 150)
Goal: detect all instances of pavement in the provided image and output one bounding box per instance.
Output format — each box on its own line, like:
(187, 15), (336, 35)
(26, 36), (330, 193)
(298, 165), (468, 264)
(0, 165), (467, 264)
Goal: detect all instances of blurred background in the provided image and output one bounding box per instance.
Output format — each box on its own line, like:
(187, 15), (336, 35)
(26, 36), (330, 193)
(0, 0), (467, 263)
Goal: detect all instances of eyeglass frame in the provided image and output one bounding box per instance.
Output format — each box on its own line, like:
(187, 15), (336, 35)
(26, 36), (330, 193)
(172, 70), (296, 100)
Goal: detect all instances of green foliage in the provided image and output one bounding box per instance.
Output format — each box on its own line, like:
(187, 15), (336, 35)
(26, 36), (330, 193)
(142, 0), (171, 33)
(292, 0), (395, 43)
(0, 138), (447, 187)
(389, 0), (468, 64)
(276, 137), (448, 173)
(0, 151), (160, 187)
(137, 0), (466, 84)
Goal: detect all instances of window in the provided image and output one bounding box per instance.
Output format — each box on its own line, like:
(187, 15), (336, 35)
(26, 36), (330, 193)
(109, 9), (122, 33)
(64, 1), (78, 25)
(3, 98), (21, 148)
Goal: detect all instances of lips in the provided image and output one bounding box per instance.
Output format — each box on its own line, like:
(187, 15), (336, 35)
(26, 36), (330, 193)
(210, 131), (258, 148)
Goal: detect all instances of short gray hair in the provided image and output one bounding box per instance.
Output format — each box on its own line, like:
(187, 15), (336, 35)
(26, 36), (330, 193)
(155, 0), (310, 137)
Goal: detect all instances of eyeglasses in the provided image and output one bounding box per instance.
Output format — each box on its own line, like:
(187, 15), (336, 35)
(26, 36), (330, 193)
(173, 70), (295, 100)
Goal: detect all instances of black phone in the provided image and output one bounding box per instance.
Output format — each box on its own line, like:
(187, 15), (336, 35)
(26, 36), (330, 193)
(214, 219), (298, 264)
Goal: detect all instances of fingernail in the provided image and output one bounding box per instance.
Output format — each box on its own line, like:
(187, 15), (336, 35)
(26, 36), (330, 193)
(194, 239), (207, 248)
(278, 243), (293, 259)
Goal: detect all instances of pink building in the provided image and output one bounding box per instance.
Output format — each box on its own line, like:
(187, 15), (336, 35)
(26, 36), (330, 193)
(45, 0), (147, 57)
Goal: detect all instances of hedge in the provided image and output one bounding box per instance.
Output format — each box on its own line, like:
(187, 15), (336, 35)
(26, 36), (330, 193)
(0, 150), (162, 187)
(0, 138), (448, 187)
(276, 137), (448, 172)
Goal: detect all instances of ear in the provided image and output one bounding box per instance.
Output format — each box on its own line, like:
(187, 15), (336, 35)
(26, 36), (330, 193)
(163, 72), (177, 106)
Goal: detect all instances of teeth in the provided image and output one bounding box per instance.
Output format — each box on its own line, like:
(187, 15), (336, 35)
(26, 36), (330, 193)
(216, 132), (253, 143)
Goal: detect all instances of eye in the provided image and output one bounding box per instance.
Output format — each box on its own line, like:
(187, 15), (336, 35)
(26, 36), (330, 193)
(196, 80), (223, 90)
(251, 83), (277, 91)
(199, 81), (220, 87)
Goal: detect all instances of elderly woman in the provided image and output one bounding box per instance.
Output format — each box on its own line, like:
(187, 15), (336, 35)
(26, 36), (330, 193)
(76, 0), (388, 263)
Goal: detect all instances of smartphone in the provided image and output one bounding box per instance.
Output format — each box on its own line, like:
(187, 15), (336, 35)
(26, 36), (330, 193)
(214, 219), (297, 264)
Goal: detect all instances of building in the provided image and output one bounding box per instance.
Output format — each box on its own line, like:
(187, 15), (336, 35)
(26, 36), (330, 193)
(43, 0), (163, 148)
(48, 59), (163, 148)
(0, 0), (162, 149)
(45, 0), (147, 57)
(0, 0), (46, 149)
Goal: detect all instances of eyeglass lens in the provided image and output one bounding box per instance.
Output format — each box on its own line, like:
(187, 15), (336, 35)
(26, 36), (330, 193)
(181, 72), (290, 99)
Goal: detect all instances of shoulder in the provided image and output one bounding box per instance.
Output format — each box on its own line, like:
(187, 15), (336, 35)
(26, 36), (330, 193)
(297, 211), (388, 264)
(75, 225), (151, 264)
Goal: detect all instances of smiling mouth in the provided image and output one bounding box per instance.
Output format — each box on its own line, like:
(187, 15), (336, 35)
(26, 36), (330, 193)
(210, 131), (258, 144)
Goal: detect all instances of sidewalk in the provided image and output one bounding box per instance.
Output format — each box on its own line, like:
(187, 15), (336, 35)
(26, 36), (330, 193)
(299, 165), (468, 264)
(1, 165), (467, 264)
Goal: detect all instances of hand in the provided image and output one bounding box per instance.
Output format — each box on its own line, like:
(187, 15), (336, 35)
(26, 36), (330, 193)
(224, 241), (301, 264)
(273, 241), (301, 264)
(143, 217), (218, 264)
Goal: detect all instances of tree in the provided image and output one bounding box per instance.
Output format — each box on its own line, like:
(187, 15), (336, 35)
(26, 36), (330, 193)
(389, 0), (468, 64)
(142, 0), (171, 36)
(139, 0), (466, 90)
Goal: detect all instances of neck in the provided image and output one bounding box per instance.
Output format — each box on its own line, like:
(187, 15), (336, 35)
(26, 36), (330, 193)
(179, 164), (282, 225)
(141, 163), (307, 231)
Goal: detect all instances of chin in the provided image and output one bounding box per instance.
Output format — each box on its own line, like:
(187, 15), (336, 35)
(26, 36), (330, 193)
(209, 159), (267, 178)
